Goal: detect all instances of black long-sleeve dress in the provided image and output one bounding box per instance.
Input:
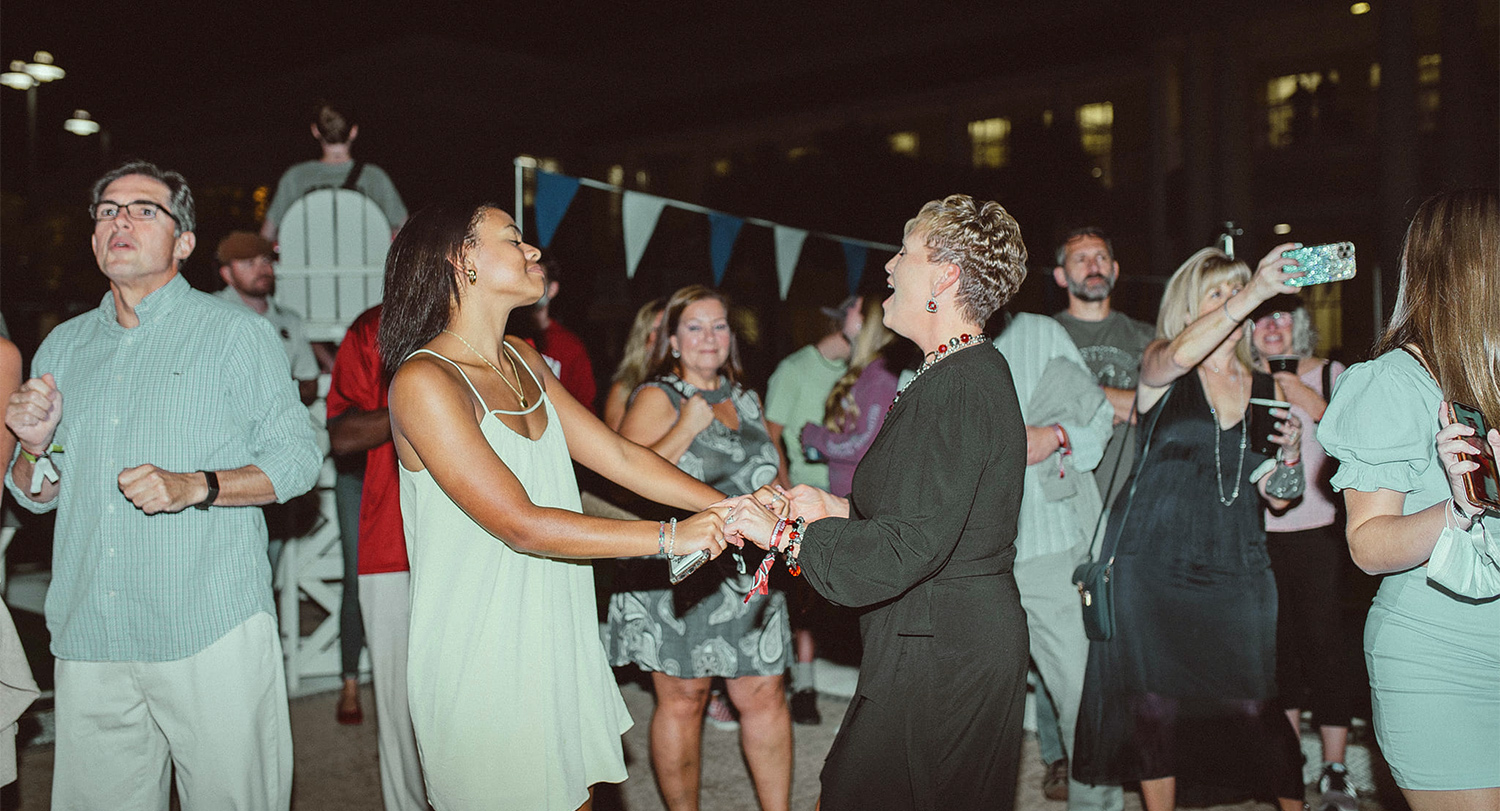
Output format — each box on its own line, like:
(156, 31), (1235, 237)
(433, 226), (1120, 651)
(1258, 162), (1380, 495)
(796, 345), (1029, 811)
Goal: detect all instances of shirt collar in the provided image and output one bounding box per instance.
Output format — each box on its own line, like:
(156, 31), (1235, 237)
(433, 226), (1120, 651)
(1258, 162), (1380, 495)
(95, 272), (190, 329)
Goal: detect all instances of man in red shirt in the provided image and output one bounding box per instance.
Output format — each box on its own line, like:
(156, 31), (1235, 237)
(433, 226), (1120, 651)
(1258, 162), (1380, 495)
(326, 304), (426, 811)
(531, 259), (597, 412)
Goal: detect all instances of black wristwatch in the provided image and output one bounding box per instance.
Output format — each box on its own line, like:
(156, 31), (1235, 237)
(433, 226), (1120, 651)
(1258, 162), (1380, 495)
(195, 470), (220, 510)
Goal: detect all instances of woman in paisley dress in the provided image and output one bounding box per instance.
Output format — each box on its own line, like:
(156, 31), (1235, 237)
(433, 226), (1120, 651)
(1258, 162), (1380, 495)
(606, 285), (793, 811)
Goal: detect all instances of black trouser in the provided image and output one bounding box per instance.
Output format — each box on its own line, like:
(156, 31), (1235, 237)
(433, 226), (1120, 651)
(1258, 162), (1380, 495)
(1266, 525), (1356, 728)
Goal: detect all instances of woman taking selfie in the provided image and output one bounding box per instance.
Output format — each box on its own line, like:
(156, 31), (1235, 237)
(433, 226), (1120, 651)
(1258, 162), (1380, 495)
(1320, 188), (1499, 810)
(380, 203), (736, 811)
(1072, 245), (1308, 811)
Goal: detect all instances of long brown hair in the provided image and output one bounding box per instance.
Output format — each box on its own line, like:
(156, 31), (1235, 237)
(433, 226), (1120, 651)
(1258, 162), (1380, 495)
(824, 296), (895, 430)
(1373, 188), (1500, 426)
(378, 201), (494, 374)
(644, 285), (744, 386)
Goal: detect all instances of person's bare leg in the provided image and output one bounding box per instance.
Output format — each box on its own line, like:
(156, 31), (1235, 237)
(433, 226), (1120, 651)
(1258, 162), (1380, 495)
(1278, 796), (1305, 811)
(1401, 788), (1500, 811)
(1140, 776), (1175, 811)
(1319, 724), (1348, 763)
(725, 674), (793, 811)
(338, 677), (361, 717)
(650, 673), (712, 811)
(795, 628), (815, 664)
(575, 785), (596, 811)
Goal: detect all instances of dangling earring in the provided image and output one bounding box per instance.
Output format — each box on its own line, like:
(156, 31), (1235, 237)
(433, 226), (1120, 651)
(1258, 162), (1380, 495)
(926, 297), (938, 314)
(671, 348), (681, 359)
(465, 266), (478, 285)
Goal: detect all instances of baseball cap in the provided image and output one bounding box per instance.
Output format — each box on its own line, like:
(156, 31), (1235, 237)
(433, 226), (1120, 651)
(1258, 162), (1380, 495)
(216, 231), (278, 265)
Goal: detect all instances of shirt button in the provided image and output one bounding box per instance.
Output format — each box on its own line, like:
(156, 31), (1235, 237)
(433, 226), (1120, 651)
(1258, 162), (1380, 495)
(111, 418), (119, 426)
(107, 504), (115, 513)
(108, 548), (116, 556)
(108, 591), (117, 598)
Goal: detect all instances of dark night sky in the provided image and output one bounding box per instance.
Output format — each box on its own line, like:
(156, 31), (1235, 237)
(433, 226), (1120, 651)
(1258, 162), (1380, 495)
(1, 0), (1165, 200)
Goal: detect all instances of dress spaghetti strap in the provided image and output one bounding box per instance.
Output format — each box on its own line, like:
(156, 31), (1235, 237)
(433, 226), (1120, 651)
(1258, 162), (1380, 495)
(406, 344), (545, 416)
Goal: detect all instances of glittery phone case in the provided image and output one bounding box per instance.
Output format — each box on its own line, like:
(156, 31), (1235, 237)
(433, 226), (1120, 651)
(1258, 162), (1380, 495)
(1281, 242), (1357, 287)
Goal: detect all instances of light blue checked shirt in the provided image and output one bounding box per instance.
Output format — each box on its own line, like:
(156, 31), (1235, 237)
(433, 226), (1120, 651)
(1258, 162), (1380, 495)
(5, 274), (321, 662)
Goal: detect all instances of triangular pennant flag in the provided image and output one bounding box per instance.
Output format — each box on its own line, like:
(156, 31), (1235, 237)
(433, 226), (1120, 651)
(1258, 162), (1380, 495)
(708, 212), (745, 286)
(772, 226), (809, 300)
(841, 242), (868, 296)
(534, 171), (581, 248)
(622, 191), (668, 279)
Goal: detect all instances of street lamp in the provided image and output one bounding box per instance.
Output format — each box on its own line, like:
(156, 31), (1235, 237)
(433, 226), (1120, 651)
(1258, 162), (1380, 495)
(64, 109), (99, 136)
(1, 51), (65, 197)
(65, 109), (109, 166)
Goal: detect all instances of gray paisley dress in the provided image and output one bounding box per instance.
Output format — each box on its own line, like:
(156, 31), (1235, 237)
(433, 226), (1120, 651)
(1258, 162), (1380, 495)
(604, 375), (791, 678)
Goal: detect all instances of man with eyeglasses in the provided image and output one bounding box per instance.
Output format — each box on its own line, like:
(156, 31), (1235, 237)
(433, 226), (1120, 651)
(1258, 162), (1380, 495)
(4, 160), (320, 809)
(215, 231), (320, 405)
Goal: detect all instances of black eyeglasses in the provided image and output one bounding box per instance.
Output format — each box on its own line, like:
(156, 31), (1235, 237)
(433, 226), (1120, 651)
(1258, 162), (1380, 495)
(91, 200), (179, 225)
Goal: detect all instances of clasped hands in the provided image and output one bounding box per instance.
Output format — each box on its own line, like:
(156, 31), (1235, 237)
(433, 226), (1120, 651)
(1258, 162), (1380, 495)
(700, 484), (848, 553)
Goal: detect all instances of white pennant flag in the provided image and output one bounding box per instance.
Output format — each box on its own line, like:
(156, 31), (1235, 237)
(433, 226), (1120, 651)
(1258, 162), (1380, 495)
(622, 191), (669, 279)
(772, 226), (809, 300)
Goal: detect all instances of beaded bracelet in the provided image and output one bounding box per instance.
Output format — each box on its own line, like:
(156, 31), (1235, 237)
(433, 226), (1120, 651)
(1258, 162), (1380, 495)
(658, 521), (667, 556)
(668, 517), (677, 557)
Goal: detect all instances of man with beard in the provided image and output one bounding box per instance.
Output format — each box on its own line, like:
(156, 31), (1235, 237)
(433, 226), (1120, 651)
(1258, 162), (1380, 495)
(1041, 227), (1152, 802)
(1052, 227), (1155, 495)
(216, 231), (320, 405)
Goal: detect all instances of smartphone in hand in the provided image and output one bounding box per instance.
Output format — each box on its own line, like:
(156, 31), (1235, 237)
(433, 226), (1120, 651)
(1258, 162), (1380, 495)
(1281, 242), (1357, 287)
(1451, 401), (1500, 516)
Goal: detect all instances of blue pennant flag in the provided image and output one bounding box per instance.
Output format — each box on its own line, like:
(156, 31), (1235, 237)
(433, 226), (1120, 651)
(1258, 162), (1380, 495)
(841, 242), (868, 296)
(708, 212), (745, 286)
(535, 171), (581, 248)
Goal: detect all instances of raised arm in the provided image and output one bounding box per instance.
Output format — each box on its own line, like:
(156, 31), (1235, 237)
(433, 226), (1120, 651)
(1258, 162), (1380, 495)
(390, 355), (727, 561)
(1138, 243), (1301, 411)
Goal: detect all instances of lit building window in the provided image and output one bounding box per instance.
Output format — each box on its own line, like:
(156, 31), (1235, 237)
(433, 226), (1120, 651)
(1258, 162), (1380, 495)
(1042, 109), (1054, 127)
(888, 131), (919, 157)
(1350, 2), (1371, 14)
(1076, 102), (1114, 187)
(712, 158), (732, 177)
(967, 117), (1012, 169)
(538, 157), (562, 174)
(607, 165), (625, 186)
(787, 146), (812, 161)
(1265, 72), (1327, 148)
(635, 169), (651, 188)
(1418, 53), (1441, 131)
(1369, 62), (1381, 88)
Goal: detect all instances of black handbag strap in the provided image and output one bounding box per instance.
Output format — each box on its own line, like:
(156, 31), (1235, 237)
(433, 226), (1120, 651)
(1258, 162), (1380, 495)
(341, 161), (366, 191)
(1092, 381), (1175, 566)
(1321, 359), (1333, 398)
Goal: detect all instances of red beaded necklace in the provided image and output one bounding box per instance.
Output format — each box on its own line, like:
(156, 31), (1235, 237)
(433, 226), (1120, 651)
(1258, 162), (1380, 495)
(891, 332), (989, 407)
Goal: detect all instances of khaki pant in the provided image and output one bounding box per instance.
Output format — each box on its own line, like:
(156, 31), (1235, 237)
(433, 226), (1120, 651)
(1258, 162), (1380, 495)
(52, 612), (292, 810)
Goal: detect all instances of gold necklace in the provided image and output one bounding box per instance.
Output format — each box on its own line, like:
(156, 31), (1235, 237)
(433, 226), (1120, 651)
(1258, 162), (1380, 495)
(442, 329), (528, 408)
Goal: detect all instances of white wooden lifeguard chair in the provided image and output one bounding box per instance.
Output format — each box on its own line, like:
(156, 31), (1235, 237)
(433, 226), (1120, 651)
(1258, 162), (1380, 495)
(273, 188), (389, 695)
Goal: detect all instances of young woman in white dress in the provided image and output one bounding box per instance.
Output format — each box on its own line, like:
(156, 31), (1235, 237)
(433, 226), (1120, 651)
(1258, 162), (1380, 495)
(379, 201), (740, 811)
